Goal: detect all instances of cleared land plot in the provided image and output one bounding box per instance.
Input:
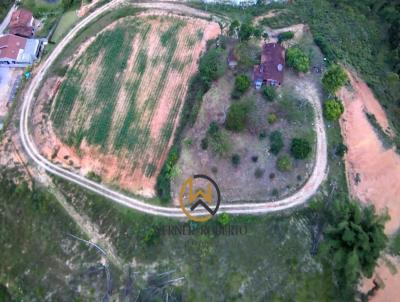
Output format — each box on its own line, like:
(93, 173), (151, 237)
(171, 69), (317, 204)
(48, 15), (220, 196)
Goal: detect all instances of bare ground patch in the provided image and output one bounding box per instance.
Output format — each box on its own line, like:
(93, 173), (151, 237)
(339, 71), (400, 234)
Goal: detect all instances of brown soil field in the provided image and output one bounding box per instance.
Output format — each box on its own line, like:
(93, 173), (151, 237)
(339, 71), (400, 234)
(34, 14), (220, 197)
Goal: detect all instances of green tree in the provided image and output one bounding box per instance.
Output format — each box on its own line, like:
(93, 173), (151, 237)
(320, 200), (387, 292)
(322, 65), (348, 94)
(234, 74), (251, 94)
(239, 22), (255, 41)
(225, 102), (251, 132)
(263, 86), (276, 102)
(269, 131), (284, 155)
(207, 122), (231, 156)
(231, 154), (241, 166)
(290, 138), (311, 159)
(199, 48), (226, 86)
(323, 99), (344, 120)
(286, 47), (310, 73)
(335, 143), (348, 157)
(276, 154), (292, 172)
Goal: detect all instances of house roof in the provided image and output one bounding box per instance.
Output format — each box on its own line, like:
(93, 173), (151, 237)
(9, 25), (34, 38)
(10, 9), (33, 28)
(253, 43), (285, 84)
(0, 34), (27, 60)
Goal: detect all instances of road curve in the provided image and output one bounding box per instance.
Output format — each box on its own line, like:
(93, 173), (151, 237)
(19, 0), (328, 218)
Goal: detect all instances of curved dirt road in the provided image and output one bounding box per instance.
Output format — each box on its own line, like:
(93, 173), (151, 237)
(19, 0), (328, 218)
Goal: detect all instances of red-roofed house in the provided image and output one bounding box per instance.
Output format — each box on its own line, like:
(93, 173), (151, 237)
(8, 9), (34, 38)
(0, 34), (42, 66)
(253, 43), (285, 89)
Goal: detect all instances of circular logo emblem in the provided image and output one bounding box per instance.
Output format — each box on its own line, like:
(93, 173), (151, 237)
(179, 174), (221, 222)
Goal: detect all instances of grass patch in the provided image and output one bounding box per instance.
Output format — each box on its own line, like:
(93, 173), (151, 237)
(52, 10), (79, 42)
(365, 112), (395, 149)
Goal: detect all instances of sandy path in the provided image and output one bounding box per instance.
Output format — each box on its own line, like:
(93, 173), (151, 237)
(339, 71), (400, 234)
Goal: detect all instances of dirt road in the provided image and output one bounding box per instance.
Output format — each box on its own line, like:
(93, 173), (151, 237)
(19, 0), (328, 218)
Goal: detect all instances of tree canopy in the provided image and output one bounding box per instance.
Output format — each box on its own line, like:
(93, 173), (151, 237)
(286, 47), (310, 73)
(322, 64), (348, 94)
(290, 138), (311, 159)
(234, 74), (251, 94)
(323, 99), (344, 120)
(320, 200), (387, 292)
(198, 48), (226, 87)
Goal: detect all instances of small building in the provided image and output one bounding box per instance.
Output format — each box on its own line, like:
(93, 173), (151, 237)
(9, 9), (35, 38)
(0, 34), (42, 67)
(227, 49), (238, 69)
(252, 43), (285, 89)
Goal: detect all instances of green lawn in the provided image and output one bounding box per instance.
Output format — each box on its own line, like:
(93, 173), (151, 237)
(52, 10), (79, 42)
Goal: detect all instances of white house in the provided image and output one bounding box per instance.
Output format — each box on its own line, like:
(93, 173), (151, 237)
(0, 34), (42, 67)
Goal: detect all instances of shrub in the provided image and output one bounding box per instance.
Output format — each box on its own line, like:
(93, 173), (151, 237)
(263, 86), (276, 102)
(225, 102), (251, 132)
(276, 154), (293, 172)
(267, 113), (278, 124)
(234, 74), (251, 94)
(231, 154), (241, 166)
(269, 131), (284, 155)
(201, 138), (208, 150)
(324, 99), (344, 121)
(322, 64), (348, 94)
(255, 168), (265, 178)
(207, 123), (231, 156)
(278, 31), (294, 43)
(208, 121), (219, 136)
(286, 47), (310, 73)
(335, 143), (348, 157)
(239, 22), (255, 41)
(86, 171), (101, 183)
(259, 130), (267, 140)
(218, 213), (231, 226)
(290, 138), (311, 159)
